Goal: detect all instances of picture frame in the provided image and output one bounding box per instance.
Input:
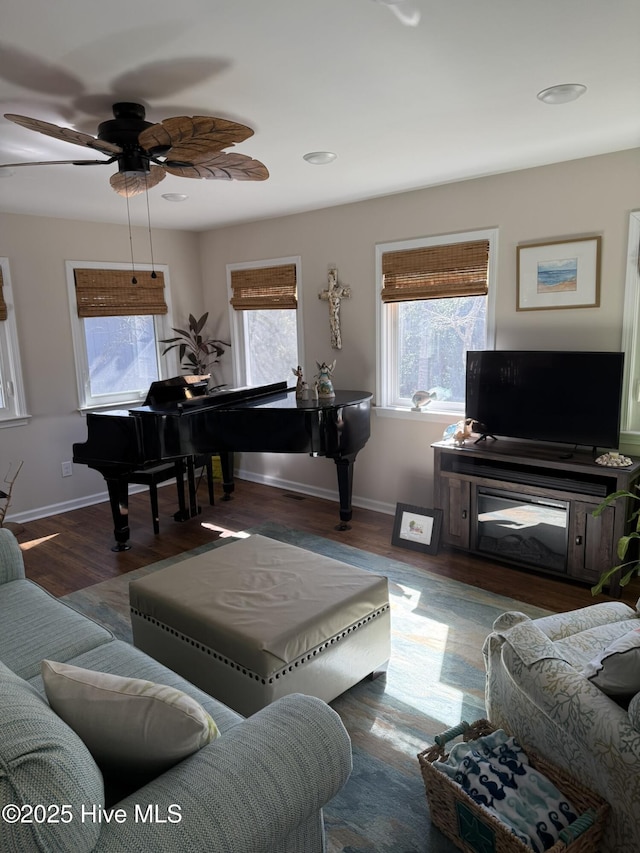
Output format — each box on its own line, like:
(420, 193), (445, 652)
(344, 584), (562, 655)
(391, 502), (442, 555)
(516, 236), (601, 311)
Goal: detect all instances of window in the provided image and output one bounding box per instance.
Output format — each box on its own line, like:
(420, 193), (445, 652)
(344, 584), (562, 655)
(376, 229), (497, 413)
(66, 262), (178, 409)
(227, 258), (303, 387)
(620, 210), (640, 440)
(0, 258), (29, 427)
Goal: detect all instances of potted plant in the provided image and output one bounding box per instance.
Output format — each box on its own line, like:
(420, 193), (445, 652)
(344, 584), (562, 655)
(0, 461), (23, 532)
(591, 486), (640, 595)
(160, 313), (229, 389)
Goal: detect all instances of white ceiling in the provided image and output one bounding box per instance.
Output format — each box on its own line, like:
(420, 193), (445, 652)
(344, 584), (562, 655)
(1, 0), (639, 232)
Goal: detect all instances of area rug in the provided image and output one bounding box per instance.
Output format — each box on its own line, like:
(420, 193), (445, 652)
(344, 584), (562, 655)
(63, 522), (551, 853)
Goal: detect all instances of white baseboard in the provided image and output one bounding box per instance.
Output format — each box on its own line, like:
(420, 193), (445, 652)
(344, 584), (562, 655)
(5, 484), (149, 525)
(234, 467), (396, 517)
(6, 473), (396, 525)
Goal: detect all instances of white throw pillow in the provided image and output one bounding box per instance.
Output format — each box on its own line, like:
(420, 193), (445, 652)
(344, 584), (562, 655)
(582, 628), (640, 696)
(41, 660), (219, 774)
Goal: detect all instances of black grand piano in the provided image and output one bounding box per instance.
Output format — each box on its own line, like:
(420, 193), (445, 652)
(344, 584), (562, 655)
(73, 377), (372, 549)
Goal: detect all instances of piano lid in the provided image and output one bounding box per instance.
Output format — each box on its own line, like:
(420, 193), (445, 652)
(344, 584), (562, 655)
(133, 380), (290, 416)
(144, 374), (210, 406)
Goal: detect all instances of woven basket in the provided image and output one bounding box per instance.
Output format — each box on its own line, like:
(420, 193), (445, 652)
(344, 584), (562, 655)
(417, 719), (609, 853)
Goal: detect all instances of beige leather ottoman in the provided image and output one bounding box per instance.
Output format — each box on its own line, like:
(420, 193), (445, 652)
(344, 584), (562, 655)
(129, 535), (391, 716)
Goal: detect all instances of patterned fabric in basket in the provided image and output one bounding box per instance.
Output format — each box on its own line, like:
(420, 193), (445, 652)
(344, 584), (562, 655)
(433, 728), (577, 852)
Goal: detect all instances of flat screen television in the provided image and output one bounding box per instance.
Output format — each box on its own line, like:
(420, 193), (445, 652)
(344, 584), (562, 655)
(465, 350), (624, 449)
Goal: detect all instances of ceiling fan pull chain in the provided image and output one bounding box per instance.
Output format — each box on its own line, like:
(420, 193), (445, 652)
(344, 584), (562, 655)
(125, 179), (137, 284)
(144, 175), (157, 279)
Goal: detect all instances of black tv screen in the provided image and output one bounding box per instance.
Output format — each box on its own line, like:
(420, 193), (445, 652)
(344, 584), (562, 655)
(465, 350), (624, 449)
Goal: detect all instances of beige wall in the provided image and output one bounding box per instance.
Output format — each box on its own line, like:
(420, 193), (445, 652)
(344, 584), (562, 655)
(200, 148), (640, 512)
(0, 213), (202, 518)
(1, 147), (639, 522)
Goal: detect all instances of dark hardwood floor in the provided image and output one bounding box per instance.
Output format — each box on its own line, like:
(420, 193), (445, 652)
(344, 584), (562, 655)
(10, 476), (640, 613)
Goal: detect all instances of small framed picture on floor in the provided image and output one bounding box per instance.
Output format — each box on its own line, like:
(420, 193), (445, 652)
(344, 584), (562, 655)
(391, 503), (442, 555)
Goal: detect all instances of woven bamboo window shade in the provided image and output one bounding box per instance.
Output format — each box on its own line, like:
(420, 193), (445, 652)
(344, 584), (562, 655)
(74, 269), (167, 317)
(230, 264), (297, 310)
(381, 239), (490, 303)
(0, 268), (6, 321)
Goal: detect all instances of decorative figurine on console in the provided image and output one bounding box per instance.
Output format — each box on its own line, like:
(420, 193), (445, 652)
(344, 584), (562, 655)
(452, 418), (475, 445)
(315, 360), (336, 398)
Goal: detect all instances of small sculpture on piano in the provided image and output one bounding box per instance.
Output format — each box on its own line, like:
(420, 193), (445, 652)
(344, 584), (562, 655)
(316, 361), (336, 399)
(292, 365), (305, 399)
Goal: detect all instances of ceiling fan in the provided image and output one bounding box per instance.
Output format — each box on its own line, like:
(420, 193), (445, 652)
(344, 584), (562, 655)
(1, 102), (269, 197)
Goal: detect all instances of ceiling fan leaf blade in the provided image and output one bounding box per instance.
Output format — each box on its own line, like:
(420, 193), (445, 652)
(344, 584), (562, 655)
(165, 151), (269, 181)
(4, 113), (122, 155)
(0, 159), (111, 168)
(110, 172), (146, 197)
(109, 165), (166, 197)
(145, 165), (167, 188)
(139, 115), (254, 156)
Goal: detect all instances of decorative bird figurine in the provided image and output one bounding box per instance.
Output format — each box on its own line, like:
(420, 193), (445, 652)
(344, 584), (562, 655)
(411, 389), (437, 411)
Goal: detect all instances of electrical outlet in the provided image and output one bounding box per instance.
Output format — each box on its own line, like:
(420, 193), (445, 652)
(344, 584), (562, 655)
(61, 461), (73, 477)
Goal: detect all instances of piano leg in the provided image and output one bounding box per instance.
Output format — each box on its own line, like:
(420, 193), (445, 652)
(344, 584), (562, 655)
(105, 477), (132, 551)
(172, 458), (192, 522)
(182, 456), (202, 519)
(334, 455), (356, 531)
(219, 451), (235, 501)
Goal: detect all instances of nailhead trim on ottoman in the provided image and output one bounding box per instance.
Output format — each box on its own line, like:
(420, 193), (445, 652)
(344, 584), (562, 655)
(130, 535), (391, 716)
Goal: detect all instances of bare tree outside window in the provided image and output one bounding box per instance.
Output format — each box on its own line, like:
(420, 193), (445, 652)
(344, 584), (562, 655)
(398, 296), (486, 403)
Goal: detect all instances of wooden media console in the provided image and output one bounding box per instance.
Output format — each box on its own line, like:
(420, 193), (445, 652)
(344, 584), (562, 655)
(433, 439), (640, 596)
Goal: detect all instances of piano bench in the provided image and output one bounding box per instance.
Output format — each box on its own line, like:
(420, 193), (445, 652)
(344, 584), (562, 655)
(126, 461), (185, 534)
(129, 534), (391, 717)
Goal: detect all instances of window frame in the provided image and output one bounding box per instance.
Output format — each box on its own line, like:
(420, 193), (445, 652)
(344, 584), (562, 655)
(620, 210), (640, 444)
(66, 260), (178, 411)
(0, 257), (29, 428)
(375, 229), (498, 417)
(226, 256), (304, 387)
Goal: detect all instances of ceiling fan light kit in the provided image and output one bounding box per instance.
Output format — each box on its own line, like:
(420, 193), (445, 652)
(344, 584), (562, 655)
(536, 83), (587, 104)
(162, 193), (189, 202)
(303, 151), (337, 165)
(2, 102), (269, 197)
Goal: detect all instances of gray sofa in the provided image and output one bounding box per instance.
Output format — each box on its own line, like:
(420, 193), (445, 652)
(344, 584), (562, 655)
(0, 529), (352, 853)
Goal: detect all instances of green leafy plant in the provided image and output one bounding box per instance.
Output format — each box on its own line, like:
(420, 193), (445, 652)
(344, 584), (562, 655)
(160, 313), (230, 385)
(591, 487), (640, 595)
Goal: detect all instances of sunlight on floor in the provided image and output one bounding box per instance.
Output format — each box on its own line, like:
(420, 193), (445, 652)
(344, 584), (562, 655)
(18, 533), (60, 550)
(393, 582), (421, 611)
(200, 522), (250, 539)
(387, 582), (466, 727)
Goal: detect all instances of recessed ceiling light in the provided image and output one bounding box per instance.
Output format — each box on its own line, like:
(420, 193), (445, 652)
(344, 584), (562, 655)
(303, 151), (337, 165)
(537, 83), (587, 104)
(161, 192), (189, 202)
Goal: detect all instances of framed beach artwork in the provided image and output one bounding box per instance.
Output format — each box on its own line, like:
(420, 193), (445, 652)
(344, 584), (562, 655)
(516, 236), (601, 311)
(391, 503), (442, 555)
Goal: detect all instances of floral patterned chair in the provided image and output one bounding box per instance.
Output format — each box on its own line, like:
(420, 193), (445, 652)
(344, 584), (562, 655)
(483, 600), (640, 853)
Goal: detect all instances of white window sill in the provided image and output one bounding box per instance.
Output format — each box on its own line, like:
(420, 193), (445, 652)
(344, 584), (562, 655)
(0, 414), (31, 429)
(620, 431), (640, 451)
(374, 405), (463, 425)
(77, 398), (145, 415)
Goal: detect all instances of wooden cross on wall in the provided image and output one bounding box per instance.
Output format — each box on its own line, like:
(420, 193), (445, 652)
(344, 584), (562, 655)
(319, 266), (351, 349)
